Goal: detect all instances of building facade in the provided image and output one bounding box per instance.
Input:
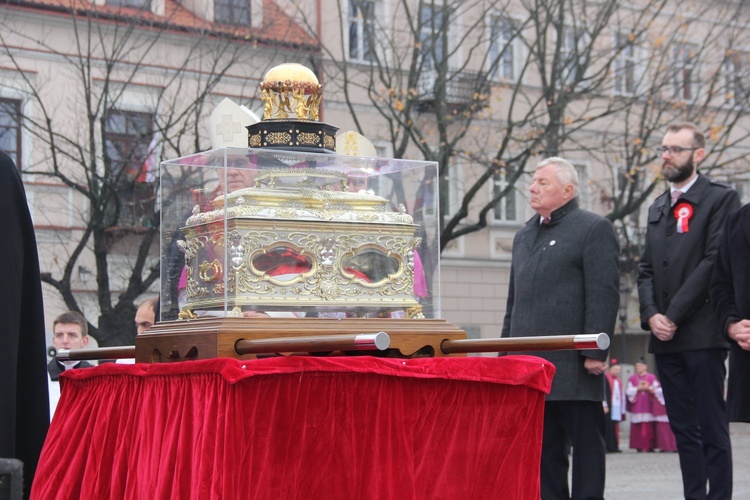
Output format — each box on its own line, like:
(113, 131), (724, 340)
(2, 0), (750, 361)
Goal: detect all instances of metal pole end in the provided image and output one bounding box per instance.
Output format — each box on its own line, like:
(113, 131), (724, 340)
(56, 349), (71, 361)
(354, 332), (391, 351)
(373, 331), (390, 350)
(596, 333), (611, 350)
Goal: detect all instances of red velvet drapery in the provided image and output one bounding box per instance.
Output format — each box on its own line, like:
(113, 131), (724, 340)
(32, 356), (554, 499)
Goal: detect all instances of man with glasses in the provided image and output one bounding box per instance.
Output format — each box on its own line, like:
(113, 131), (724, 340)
(638, 122), (739, 499)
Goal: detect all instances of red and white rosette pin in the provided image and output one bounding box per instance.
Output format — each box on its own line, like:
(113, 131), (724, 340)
(673, 202), (694, 234)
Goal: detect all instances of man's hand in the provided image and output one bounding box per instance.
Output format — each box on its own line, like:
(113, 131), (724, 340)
(584, 357), (608, 375)
(728, 320), (750, 350)
(648, 313), (677, 341)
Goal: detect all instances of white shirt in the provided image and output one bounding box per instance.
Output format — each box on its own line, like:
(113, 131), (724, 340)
(670, 173), (699, 196)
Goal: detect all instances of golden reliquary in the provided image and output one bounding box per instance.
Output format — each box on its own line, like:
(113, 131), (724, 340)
(179, 166), (424, 318)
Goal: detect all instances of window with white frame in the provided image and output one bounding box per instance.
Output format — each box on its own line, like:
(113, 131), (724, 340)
(489, 15), (519, 82)
(215, 0), (250, 26)
(419, 3), (447, 71)
(724, 50), (750, 108)
(104, 109), (154, 180)
(560, 25), (590, 87)
(673, 44), (699, 101)
(104, 109), (156, 227)
(614, 32), (645, 96)
(348, 0), (377, 62)
(492, 166), (518, 222)
(0, 98), (22, 170)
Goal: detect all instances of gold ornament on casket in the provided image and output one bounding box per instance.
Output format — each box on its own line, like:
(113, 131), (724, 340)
(181, 168), (423, 317)
(249, 63), (336, 153)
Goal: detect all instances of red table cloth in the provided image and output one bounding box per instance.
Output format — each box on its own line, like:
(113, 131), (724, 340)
(32, 355), (554, 500)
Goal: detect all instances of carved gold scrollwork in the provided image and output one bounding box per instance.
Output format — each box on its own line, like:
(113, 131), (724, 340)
(185, 265), (208, 299)
(318, 277), (340, 300)
(178, 308), (197, 320)
(184, 215), (420, 309)
(199, 259), (223, 282)
(297, 132), (319, 145)
(266, 132), (292, 145)
(405, 305), (424, 319)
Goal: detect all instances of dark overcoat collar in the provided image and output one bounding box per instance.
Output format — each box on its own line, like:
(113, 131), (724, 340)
(527, 197), (580, 227)
(655, 172), (710, 216)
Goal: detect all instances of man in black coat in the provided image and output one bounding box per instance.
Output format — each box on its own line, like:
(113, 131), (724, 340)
(710, 202), (750, 423)
(0, 150), (49, 499)
(638, 123), (739, 500)
(502, 157), (619, 500)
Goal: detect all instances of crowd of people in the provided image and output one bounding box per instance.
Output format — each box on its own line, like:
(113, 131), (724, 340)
(4, 120), (750, 499)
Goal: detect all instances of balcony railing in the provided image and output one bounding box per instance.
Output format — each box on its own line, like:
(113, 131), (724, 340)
(416, 69), (491, 111)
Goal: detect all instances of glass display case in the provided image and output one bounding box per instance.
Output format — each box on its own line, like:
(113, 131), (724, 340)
(159, 147), (441, 322)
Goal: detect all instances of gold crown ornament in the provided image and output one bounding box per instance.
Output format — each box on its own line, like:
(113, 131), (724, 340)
(248, 63), (337, 153)
(260, 63), (322, 121)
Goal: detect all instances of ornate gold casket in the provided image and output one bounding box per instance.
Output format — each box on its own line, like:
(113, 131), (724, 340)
(180, 166), (423, 317)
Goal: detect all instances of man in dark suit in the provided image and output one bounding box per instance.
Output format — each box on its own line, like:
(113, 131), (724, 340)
(502, 157), (619, 500)
(710, 202), (750, 423)
(47, 311), (94, 381)
(638, 122), (739, 500)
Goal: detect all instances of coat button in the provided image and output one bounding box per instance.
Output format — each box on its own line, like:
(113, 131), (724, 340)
(662, 261), (668, 267)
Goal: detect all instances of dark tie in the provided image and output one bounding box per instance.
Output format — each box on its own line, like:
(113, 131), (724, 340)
(542, 217), (551, 225)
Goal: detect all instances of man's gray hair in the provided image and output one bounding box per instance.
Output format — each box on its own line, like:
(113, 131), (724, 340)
(536, 157), (579, 197)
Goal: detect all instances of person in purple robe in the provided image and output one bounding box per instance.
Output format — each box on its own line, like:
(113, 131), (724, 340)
(626, 358), (660, 452)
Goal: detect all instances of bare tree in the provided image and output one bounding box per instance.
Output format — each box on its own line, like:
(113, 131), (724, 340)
(308, 0), (750, 252)
(587, 0), (750, 270)
(0, 2), (317, 345)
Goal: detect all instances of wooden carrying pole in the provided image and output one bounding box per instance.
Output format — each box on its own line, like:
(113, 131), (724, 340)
(440, 333), (610, 355)
(57, 346), (136, 361)
(234, 332), (391, 355)
(54, 332), (608, 362)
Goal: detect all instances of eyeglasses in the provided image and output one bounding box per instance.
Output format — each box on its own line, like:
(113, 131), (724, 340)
(656, 146), (699, 156)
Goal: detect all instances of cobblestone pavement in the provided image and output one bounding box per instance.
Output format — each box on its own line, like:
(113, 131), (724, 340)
(604, 422), (750, 499)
